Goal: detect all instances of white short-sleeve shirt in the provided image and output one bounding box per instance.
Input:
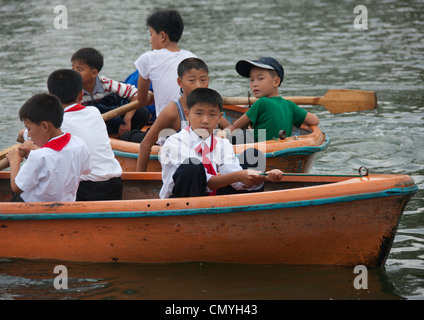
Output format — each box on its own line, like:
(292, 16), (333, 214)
(62, 104), (122, 181)
(15, 133), (92, 202)
(134, 48), (197, 116)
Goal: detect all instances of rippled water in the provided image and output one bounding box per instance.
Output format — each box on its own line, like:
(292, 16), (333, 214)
(0, 0), (423, 300)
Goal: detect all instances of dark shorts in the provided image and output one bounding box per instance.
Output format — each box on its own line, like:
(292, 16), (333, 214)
(77, 177), (123, 201)
(170, 148), (265, 198)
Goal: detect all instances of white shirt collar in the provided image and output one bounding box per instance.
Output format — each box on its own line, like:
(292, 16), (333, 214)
(64, 103), (78, 112)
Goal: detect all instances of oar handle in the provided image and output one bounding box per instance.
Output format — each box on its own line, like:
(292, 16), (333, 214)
(102, 100), (141, 122)
(0, 143), (21, 161)
(223, 96), (320, 106)
(0, 158), (9, 171)
(0, 147), (27, 171)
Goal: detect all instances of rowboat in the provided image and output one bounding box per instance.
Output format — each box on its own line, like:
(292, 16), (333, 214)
(0, 169), (417, 267)
(111, 104), (330, 172)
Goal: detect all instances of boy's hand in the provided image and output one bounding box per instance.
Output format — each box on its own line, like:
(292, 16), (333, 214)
(119, 121), (131, 137)
(6, 147), (24, 165)
(148, 90), (154, 105)
(238, 169), (267, 188)
(17, 128), (26, 143)
(265, 169), (284, 182)
(19, 140), (38, 158)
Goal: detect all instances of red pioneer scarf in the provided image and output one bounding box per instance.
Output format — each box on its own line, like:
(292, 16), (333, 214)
(42, 133), (71, 151)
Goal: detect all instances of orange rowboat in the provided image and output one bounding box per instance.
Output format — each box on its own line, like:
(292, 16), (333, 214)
(0, 169), (417, 267)
(111, 104), (329, 172)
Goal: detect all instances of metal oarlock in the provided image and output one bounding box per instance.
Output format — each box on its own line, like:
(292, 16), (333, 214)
(279, 130), (287, 140)
(358, 166), (370, 177)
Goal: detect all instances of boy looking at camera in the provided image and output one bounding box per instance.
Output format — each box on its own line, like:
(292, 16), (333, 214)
(159, 88), (282, 199)
(232, 57), (319, 142)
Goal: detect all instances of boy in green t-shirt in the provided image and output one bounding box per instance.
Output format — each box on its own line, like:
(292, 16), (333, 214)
(232, 57), (319, 142)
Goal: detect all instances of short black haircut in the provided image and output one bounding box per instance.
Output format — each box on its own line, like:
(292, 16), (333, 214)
(177, 58), (209, 78)
(19, 93), (64, 128)
(147, 10), (184, 42)
(187, 88), (223, 111)
(47, 69), (83, 104)
(71, 47), (104, 72)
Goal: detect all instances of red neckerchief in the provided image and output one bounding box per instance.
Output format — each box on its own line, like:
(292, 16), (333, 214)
(64, 103), (85, 112)
(42, 133), (71, 151)
(187, 127), (218, 196)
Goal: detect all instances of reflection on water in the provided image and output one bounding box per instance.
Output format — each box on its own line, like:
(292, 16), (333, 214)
(0, 258), (403, 300)
(0, 0), (423, 300)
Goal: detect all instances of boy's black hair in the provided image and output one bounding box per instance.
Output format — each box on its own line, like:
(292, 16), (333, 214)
(71, 47), (104, 72)
(19, 93), (64, 128)
(187, 88), (223, 111)
(177, 58), (209, 78)
(47, 69), (83, 104)
(147, 10), (184, 42)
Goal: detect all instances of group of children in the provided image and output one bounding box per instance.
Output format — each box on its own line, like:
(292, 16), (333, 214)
(6, 9), (319, 202)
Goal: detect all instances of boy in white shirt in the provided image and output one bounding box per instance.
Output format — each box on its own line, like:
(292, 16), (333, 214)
(7, 93), (91, 202)
(159, 88), (283, 199)
(135, 9), (197, 117)
(47, 69), (123, 201)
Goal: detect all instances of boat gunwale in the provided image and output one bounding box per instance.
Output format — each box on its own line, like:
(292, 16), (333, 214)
(112, 133), (331, 160)
(0, 172), (417, 220)
(0, 185), (418, 221)
(110, 125), (327, 156)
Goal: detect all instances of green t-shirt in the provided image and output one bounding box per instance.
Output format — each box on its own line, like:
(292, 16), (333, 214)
(245, 96), (308, 141)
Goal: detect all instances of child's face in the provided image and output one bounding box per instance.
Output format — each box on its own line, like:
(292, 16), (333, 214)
(23, 119), (50, 147)
(177, 69), (209, 97)
(186, 103), (222, 139)
(249, 67), (280, 98)
(72, 60), (97, 88)
(149, 27), (164, 50)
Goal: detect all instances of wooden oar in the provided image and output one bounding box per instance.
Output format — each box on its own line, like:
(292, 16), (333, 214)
(0, 144), (21, 162)
(0, 100), (143, 171)
(0, 158), (9, 171)
(0, 147), (23, 171)
(223, 89), (377, 114)
(101, 100), (141, 121)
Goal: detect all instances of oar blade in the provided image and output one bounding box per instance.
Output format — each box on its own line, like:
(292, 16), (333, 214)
(320, 89), (378, 114)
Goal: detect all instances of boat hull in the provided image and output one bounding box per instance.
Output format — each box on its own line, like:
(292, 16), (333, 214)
(0, 171), (417, 267)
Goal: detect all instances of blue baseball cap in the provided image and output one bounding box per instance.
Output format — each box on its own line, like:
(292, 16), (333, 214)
(236, 57), (284, 86)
